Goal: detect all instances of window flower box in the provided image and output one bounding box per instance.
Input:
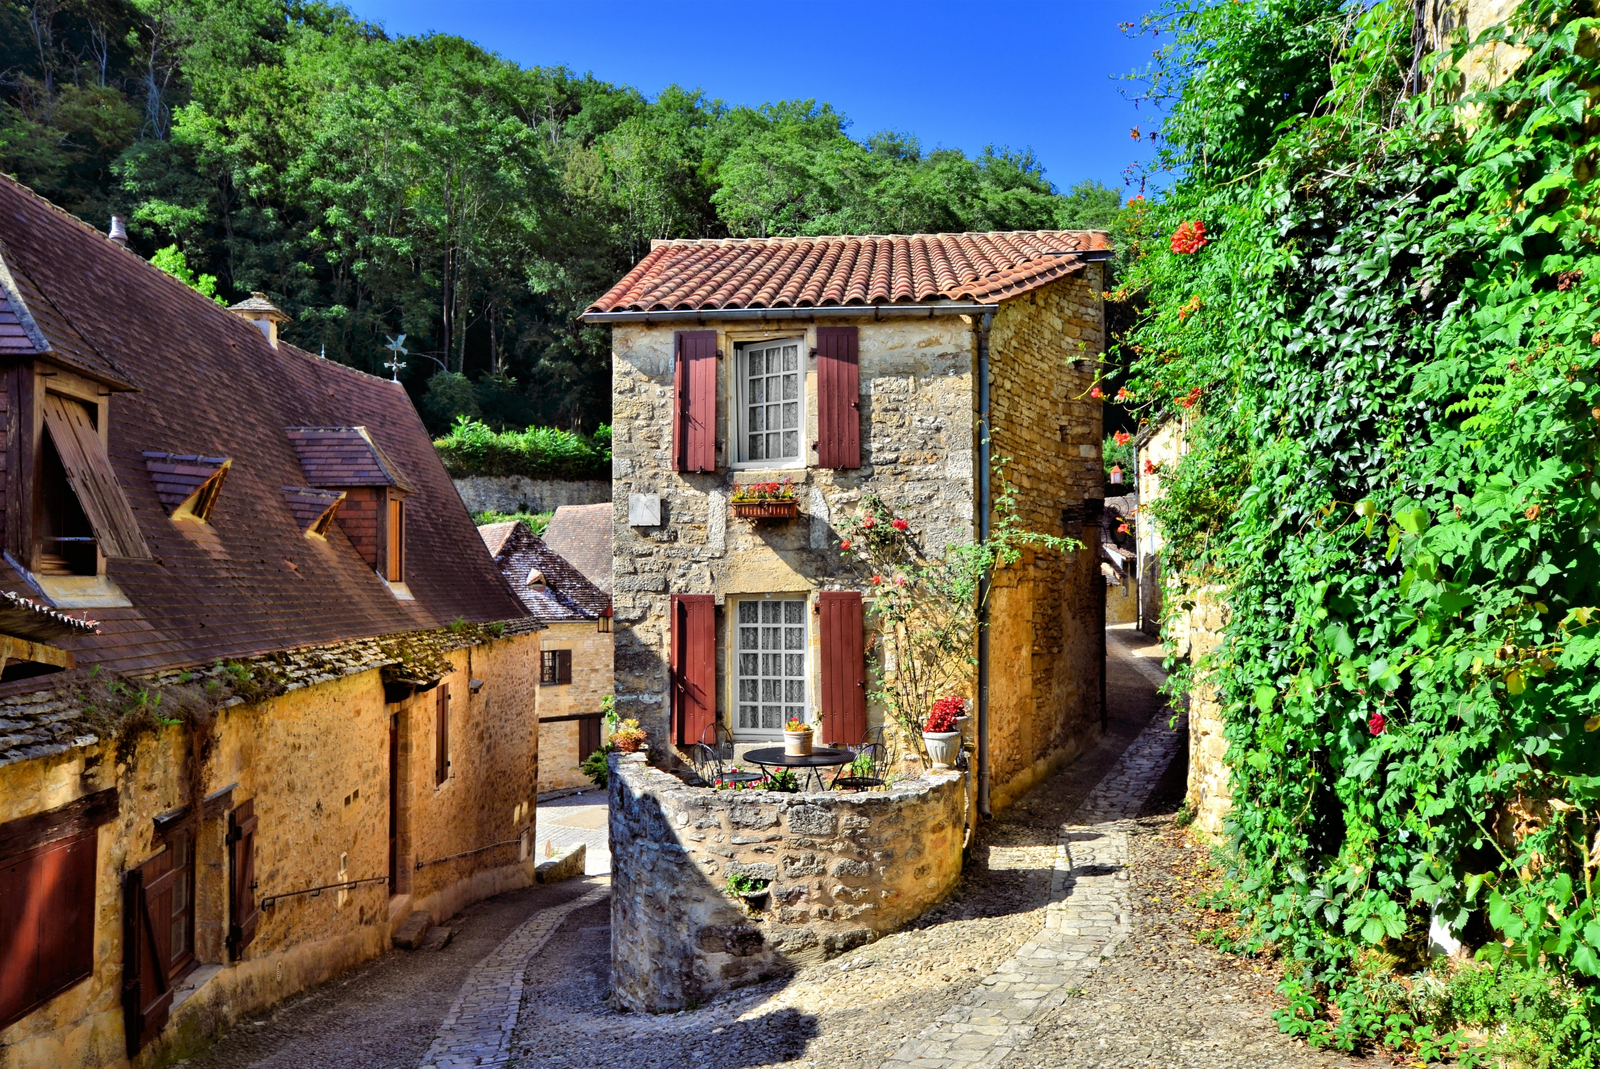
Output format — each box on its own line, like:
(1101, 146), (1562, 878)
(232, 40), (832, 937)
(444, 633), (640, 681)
(731, 478), (799, 521)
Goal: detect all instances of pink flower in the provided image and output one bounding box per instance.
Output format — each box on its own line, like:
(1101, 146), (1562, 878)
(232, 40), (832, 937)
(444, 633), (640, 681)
(891, 518), (908, 531)
(895, 576), (905, 586)
(1090, 386), (1103, 400)
(1368, 711), (1386, 736)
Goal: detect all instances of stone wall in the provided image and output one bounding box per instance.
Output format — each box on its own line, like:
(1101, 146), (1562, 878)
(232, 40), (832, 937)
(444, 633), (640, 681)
(1183, 586), (1232, 838)
(608, 752), (966, 1012)
(1135, 419), (1185, 638)
(0, 629), (540, 1069)
(538, 620), (614, 793)
(452, 476), (610, 517)
(610, 315), (977, 753)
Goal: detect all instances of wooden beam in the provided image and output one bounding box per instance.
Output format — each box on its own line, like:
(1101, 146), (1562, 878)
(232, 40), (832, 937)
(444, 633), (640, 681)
(0, 787), (118, 862)
(0, 632), (75, 672)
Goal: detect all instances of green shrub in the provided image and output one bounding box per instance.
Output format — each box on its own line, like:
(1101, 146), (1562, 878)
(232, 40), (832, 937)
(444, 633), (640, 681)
(471, 509), (553, 535)
(577, 743), (613, 788)
(434, 416), (611, 480)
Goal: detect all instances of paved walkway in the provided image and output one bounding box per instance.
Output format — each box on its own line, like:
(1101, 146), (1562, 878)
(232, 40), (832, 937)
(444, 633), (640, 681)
(536, 791), (610, 875)
(881, 626), (1184, 1069)
(419, 883), (610, 1069)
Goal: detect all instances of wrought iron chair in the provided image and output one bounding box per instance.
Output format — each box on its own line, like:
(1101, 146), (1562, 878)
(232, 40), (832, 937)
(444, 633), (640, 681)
(695, 723), (764, 787)
(832, 726), (889, 791)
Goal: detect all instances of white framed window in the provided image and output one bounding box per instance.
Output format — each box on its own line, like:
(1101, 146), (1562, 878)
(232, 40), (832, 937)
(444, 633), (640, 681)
(735, 338), (804, 467)
(734, 597), (807, 737)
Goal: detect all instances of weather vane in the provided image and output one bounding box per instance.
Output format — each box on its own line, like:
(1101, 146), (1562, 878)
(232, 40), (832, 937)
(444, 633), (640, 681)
(383, 334), (408, 381)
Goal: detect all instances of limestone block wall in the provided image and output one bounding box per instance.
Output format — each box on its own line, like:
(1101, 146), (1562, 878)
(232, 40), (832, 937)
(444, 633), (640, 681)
(1183, 587), (1232, 838)
(609, 752), (966, 1012)
(0, 629), (540, 1069)
(610, 316), (976, 752)
(1136, 419), (1185, 638)
(538, 620), (613, 792)
(451, 476), (609, 517)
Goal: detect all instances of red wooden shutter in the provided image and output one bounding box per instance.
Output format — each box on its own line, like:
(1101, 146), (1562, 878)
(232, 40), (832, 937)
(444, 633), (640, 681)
(816, 326), (861, 468)
(227, 800), (259, 960)
(0, 831), (96, 1031)
(673, 330), (718, 473)
(819, 591), (867, 745)
(670, 594), (716, 746)
(435, 684), (451, 785)
(556, 649), (572, 685)
(123, 849), (176, 1056)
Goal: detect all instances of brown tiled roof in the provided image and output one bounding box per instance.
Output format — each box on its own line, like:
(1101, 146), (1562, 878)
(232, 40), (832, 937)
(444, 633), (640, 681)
(282, 487), (346, 533)
(0, 239), (137, 388)
(480, 522), (610, 622)
(287, 427), (416, 492)
(585, 230), (1111, 314)
(143, 453), (230, 513)
(0, 591), (99, 643)
(539, 503), (613, 593)
(0, 172), (528, 680)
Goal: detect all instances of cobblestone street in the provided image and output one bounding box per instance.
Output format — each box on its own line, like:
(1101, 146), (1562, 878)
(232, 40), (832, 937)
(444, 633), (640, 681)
(179, 626), (1369, 1069)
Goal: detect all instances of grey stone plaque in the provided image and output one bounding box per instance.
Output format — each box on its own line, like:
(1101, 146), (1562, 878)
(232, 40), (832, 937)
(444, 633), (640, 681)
(628, 492), (661, 526)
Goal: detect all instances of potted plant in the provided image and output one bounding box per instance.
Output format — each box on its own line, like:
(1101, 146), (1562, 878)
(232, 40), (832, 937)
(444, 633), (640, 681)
(611, 718), (647, 753)
(922, 696), (965, 770)
(783, 716), (813, 756)
(732, 478), (800, 520)
(725, 872), (770, 909)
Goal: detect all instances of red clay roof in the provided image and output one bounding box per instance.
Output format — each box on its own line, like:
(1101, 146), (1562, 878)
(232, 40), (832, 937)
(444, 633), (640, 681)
(0, 173), (528, 679)
(584, 230), (1111, 315)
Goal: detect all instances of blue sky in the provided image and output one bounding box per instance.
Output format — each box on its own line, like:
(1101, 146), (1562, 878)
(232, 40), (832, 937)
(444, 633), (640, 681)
(348, 0), (1163, 197)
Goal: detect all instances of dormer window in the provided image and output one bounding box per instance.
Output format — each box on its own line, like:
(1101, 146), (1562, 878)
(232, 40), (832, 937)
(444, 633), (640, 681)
(285, 426), (412, 595)
(31, 391), (150, 578)
(144, 454), (231, 525)
(38, 433), (95, 575)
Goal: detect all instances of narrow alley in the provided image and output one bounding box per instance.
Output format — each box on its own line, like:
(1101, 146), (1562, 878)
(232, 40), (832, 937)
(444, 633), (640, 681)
(176, 628), (1367, 1069)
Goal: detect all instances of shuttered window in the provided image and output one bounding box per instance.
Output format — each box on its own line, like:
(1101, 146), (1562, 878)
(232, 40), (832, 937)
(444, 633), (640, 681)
(539, 650), (572, 685)
(557, 649), (572, 685)
(734, 598), (806, 736)
(819, 591), (867, 745)
(0, 831), (96, 1031)
(123, 848), (178, 1055)
(736, 338), (803, 465)
(435, 684), (451, 785)
(673, 330), (717, 473)
(227, 800), (259, 960)
(41, 393), (152, 560)
(816, 326), (861, 469)
(670, 594), (716, 746)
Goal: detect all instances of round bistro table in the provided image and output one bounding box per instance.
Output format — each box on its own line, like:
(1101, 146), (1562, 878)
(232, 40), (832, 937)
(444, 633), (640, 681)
(741, 745), (854, 791)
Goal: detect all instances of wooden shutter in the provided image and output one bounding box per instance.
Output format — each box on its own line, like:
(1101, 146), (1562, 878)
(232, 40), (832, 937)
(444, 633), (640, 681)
(122, 849), (176, 1056)
(435, 684), (450, 785)
(556, 649), (572, 685)
(227, 800), (259, 960)
(41, 393), (152, 560)
(819, 591), (867, 745)
(816, 326), (860, 469)
(673, 330), (717, 473)
(670, 594), (716, 746)
(386, 496), (405, 581)
(0, 831), (97, 1032)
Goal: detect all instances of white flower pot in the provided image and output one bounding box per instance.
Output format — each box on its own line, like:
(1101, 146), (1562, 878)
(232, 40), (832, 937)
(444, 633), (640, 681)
(784, 730), (813, 757)
(922, 730), (962, 770)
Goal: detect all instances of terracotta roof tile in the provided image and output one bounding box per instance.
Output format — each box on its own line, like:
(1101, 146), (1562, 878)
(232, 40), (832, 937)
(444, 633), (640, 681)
(539, 503), (613, 593)
(585, 230), (1110, 314)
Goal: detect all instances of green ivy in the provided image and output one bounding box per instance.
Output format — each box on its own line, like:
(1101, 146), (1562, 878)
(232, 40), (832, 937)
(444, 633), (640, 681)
(1119, 0), (1600, 1059)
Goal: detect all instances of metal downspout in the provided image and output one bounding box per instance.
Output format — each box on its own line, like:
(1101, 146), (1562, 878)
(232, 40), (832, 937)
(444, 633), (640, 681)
(976, 311), (994, 820)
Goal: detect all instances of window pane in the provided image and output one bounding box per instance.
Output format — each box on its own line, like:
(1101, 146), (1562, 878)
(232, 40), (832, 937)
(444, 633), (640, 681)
(784, 601), (803, 624)
(786, 652), (804, 675)
(736, 600), (806, 734)
(738, 627), (757, 651)
(786, 679), (805, 703)
(784, 626), (803, 650)
(740, 705), (758, 729)
(783, 431), (799, 457)
(782, 402), (798, 429)
(739, 652), (758, 675)
(782, 373), (798, 400)
(761, 679), (781, 702)
(739, 679), (758, 701)
(762, 601), (780, 622)
(761, 705), (781, 729)
(739, 602), (758, 624)
(749, 377), (764, 404)
(750, 406), (765, 432)
(783, 344), (798, 371)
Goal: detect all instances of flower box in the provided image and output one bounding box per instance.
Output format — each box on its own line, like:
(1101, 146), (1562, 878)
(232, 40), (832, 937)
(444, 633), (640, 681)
(732, 499), (800, 520)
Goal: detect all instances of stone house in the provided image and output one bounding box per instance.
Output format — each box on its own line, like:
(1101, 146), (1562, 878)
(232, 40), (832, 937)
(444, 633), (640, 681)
(586, 230), (1111, 814)
(0, 174), (542, 1069)
(480, 521), (612, 793)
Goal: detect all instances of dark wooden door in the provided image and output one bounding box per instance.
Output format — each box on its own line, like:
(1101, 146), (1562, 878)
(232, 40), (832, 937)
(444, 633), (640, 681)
(388, 713), (399, 894)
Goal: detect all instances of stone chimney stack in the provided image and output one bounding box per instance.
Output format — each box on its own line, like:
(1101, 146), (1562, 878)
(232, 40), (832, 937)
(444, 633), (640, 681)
(226, 292), (292, 349)
(108, 216), (128, 247)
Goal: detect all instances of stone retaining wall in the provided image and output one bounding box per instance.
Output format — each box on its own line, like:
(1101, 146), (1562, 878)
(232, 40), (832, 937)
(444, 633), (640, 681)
(609, 751), (966, 1012)
(1183, 586), (1232, 837)
(452, 475), (609, 516)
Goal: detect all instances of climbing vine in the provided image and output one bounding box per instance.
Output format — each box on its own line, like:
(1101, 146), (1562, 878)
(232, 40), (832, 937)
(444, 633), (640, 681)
(1118, 0), (1600, 1060)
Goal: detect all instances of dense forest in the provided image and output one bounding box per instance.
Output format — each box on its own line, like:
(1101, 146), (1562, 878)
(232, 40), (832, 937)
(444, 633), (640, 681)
(0, 0), (1121, 432)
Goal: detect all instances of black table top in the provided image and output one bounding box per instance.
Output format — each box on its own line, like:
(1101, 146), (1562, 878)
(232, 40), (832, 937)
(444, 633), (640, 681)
(742, 746), (853, 768)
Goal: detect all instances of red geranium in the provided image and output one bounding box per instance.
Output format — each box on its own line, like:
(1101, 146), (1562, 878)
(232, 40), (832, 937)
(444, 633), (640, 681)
(926, 695), (965, 733)
(1170, 220), (1208, 254)
(1368, 711), (1386, 736)
(1090, 385), (1104, 400)
(862, 515), (876, 528)
(871, 575), (882, 585)
(839, 539), (851, 550)
(891, 518), (908, 531)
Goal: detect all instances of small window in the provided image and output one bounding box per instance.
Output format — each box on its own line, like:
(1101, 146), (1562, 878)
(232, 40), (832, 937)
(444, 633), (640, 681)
(734, 598), (807, 736)
(435, 684), (450, 785)
(540, 650), (571, 686)
(165, 828), (195, 978)
(38, 435), (96, 575)
(736, 339), (804, 466)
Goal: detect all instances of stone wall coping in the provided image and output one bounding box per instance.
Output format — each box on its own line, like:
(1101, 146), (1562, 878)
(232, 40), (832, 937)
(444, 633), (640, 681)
(609, 750), (961, 806)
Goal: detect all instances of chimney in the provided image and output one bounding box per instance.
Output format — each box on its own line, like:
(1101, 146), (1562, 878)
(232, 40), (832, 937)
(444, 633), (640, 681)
(108, 216), (128, 247)
(225, 291), (292, 349)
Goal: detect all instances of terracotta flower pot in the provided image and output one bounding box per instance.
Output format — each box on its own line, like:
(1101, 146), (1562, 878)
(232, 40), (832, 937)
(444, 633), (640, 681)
(783, 729), (813, 756)
(732, 499), (800, 520)
(613, 732), (645, 753)
(922, 730), (961, 770)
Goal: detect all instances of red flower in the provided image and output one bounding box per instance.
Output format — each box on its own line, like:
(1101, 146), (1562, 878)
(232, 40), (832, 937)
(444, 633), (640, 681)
(872, 575), (882, 585)
(1113, 430), (1132, 446)
(895, 576), (905, 586)
(1143, 459), (1157, 475)
(1179, 386), (1202, 409)
(1368, 711), (1386, 736)
(1117, 522), (1130, 534)
(839, 539), (851, 550)
(891, 518), (908, 531)
(1115, 387), (1132, 401)
(1090, 386), (1103, 400)
(862, 515), (876, 529)
(1170, 220), (1208, 254)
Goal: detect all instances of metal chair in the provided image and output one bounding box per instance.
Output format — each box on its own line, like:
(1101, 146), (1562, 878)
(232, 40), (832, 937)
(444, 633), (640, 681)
(832, 726), (889, 791)
(695, 724), (764, 787)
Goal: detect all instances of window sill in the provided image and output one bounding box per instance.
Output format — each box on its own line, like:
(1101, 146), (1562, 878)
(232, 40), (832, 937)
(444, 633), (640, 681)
(731, 464), (807, 476)
(169, 962), (222, 1014)
(31, 573), (132, 609)
(379, 577), (415, 601)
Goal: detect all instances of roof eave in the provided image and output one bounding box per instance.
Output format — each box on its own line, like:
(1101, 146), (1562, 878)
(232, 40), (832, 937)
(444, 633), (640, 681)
(580, 301), (1001, 325)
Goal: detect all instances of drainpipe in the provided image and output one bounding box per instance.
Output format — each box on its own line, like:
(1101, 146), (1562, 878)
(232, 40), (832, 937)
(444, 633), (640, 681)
(976, 312), (994, 820)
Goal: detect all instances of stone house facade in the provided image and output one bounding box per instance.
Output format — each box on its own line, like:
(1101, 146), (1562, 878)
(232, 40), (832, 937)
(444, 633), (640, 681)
(481, 521), (613, 793)
(586, 231), (1110, 814)
(0, 174), (541, 1069)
